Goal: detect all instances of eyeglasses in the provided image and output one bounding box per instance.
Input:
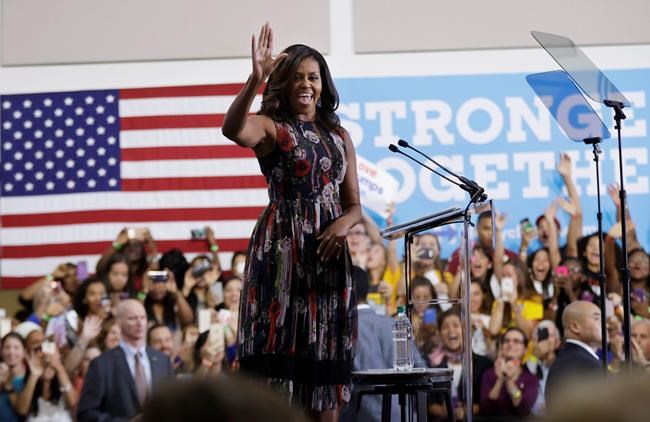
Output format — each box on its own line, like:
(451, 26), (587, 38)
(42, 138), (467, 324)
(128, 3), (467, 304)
(502, 338), (525, 345)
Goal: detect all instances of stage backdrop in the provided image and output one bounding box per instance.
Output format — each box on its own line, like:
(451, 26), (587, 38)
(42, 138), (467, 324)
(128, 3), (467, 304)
(1, 70), (648, 288)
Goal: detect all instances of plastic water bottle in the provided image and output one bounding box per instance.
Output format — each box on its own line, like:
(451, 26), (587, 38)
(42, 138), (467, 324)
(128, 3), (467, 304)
(392, 305), (414, 371)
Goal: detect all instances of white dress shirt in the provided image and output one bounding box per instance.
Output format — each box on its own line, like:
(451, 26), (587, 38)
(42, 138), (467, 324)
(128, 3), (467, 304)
(119, 340), (153, 390)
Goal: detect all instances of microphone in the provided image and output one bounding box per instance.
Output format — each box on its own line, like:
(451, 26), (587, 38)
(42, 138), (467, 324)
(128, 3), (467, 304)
(388, 144), (475, 195)
(396, 139), (487, 202)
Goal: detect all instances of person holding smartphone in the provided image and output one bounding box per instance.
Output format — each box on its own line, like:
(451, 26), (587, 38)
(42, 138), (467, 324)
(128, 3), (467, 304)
(526, 321), (561, 416)
(17, 344), (77, 421)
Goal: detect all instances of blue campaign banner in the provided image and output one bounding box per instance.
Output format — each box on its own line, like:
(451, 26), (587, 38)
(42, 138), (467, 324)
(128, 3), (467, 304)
(335, 69), (650, 258)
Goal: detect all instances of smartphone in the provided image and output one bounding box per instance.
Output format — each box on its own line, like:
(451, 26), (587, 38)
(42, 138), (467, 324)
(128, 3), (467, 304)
(423, 307), (437, 325)
(0, 319), (12, 338)
(191, 259), (212, 278)
(501, 277), (514, 296)
(76, 261), (88, 281)
(198, 309), (212, 333)
(207, 323), (225, 355)
(520, 218), (533, 233)
(416, 248), (435, 260)
(147, 270), (168, 283)
(555, 265), (569, 277)
(127, 227), (146, 240)
(42, 340), (56, 354)
(537, 327), (549, 342)
(191, 228), (206, 240)
(211, 282), (224, 305)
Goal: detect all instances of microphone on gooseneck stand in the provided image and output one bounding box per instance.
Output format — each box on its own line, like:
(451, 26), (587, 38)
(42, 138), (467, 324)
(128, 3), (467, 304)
(396, 139), (487, 203)
(388, 144), (476, 196)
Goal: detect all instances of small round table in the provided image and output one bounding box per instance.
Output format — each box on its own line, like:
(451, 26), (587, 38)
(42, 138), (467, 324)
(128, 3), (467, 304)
(349, 368), (456, 422)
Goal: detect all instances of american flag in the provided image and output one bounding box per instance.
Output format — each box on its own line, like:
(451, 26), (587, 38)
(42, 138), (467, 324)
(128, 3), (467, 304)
(0, 84), (268, 289)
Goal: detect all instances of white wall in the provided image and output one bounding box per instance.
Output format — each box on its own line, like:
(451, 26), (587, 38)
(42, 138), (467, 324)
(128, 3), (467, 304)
(2, 0), (650, 95)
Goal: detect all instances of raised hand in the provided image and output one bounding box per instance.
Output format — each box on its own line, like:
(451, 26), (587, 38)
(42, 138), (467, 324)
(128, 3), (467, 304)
(495, 212), (507, 232)
(80, 315), (103, 344)
(0, 362), (9, 385)
(556, 153), (572, 178)
(557, 196), (578, 217)
(607, 182), (621, 207)
(544, 200), (558, 220)
(251, 22), (288, 83)
(27, 351), (44, 377)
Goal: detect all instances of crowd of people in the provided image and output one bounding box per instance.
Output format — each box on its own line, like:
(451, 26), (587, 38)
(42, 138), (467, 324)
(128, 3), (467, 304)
(0, 158), (646, 422)
(345, 154), (649, 421)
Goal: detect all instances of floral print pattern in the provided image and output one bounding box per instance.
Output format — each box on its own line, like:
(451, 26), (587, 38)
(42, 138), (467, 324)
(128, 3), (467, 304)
(238, 120), (357, 412)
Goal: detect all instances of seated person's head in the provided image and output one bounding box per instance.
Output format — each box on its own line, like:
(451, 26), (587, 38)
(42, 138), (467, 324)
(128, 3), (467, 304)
(628, 248), (649, 282)
(532, 320), (561, 360)
(148, 324), (175, 358)
(499, 327), (528, 363)
(141, 375), (307, 422)
(631, 319), (650, 362)
(437, 309), (462, 353)
(411, 276), (435, 318)
(476, 211), (493, 247)
(561, 300), (602, 348)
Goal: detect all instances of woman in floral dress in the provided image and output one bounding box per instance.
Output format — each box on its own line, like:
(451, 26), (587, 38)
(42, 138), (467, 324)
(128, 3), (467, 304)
(222, 23), (361, 421)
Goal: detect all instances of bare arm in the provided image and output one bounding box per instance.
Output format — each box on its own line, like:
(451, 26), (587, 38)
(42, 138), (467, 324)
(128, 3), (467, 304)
(489, 300), (505, 337)
(558, 153), (582, 258)
(222, 23), (286, 151)
(544, 202), (561, 269)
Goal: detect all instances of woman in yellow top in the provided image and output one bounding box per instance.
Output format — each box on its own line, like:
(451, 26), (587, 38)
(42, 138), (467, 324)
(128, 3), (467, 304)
(488, 213), (543, 340)
(489, 259), (544, 340)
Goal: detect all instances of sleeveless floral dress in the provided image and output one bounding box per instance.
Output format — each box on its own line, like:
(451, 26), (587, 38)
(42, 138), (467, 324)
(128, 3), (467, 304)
(237, 119), (357, 411)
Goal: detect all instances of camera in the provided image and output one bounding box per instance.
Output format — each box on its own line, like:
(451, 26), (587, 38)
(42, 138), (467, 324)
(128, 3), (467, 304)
(537, 326), (549, 342)
(416, 248), (435, 260)
(147, 270), (169, 283)
(191, 228), (207, 240)
(191, 259), (212, 278)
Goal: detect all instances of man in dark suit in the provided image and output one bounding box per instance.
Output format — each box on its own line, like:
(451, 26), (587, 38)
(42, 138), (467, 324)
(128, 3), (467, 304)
(341, 266), (425, 422)
(545, 300), (603, 406)
(78, 299), (173, 422)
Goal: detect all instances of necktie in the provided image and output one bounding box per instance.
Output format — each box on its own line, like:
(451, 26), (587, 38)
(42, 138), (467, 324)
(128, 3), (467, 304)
(134, 351), (148, 405)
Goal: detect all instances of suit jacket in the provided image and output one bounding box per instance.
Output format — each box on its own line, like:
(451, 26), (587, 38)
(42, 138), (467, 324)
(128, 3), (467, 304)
(545, 341), (602, 404)
(77, 345), (172, 422)
(341, 307), (426, 422)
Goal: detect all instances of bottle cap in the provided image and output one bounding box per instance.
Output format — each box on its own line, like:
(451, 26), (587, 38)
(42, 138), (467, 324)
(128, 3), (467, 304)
(397, 305), (406, 314)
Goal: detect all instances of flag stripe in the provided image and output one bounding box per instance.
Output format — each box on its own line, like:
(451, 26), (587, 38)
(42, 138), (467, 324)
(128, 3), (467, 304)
(121, 175), (267, 191)
(1, 239), (251, 259)
(121, 114), (224, 131)
(1, 207), (266, 228)
(119, 95), (262, 117)
(120, 157), (259, 178)
(120, 145), (254, 161)
(120, 128), (232, 148)
(0, 189), (270, 214)
(120, 84), (249, 99)
(2, 220), (257, 246)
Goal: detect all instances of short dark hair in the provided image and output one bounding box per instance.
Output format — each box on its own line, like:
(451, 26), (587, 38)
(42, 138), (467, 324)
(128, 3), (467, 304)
(147, 323), (169, 345)
(477, 210), (492, 223)
(437, 308), (461, 328)
(500, 327), (528, 348)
